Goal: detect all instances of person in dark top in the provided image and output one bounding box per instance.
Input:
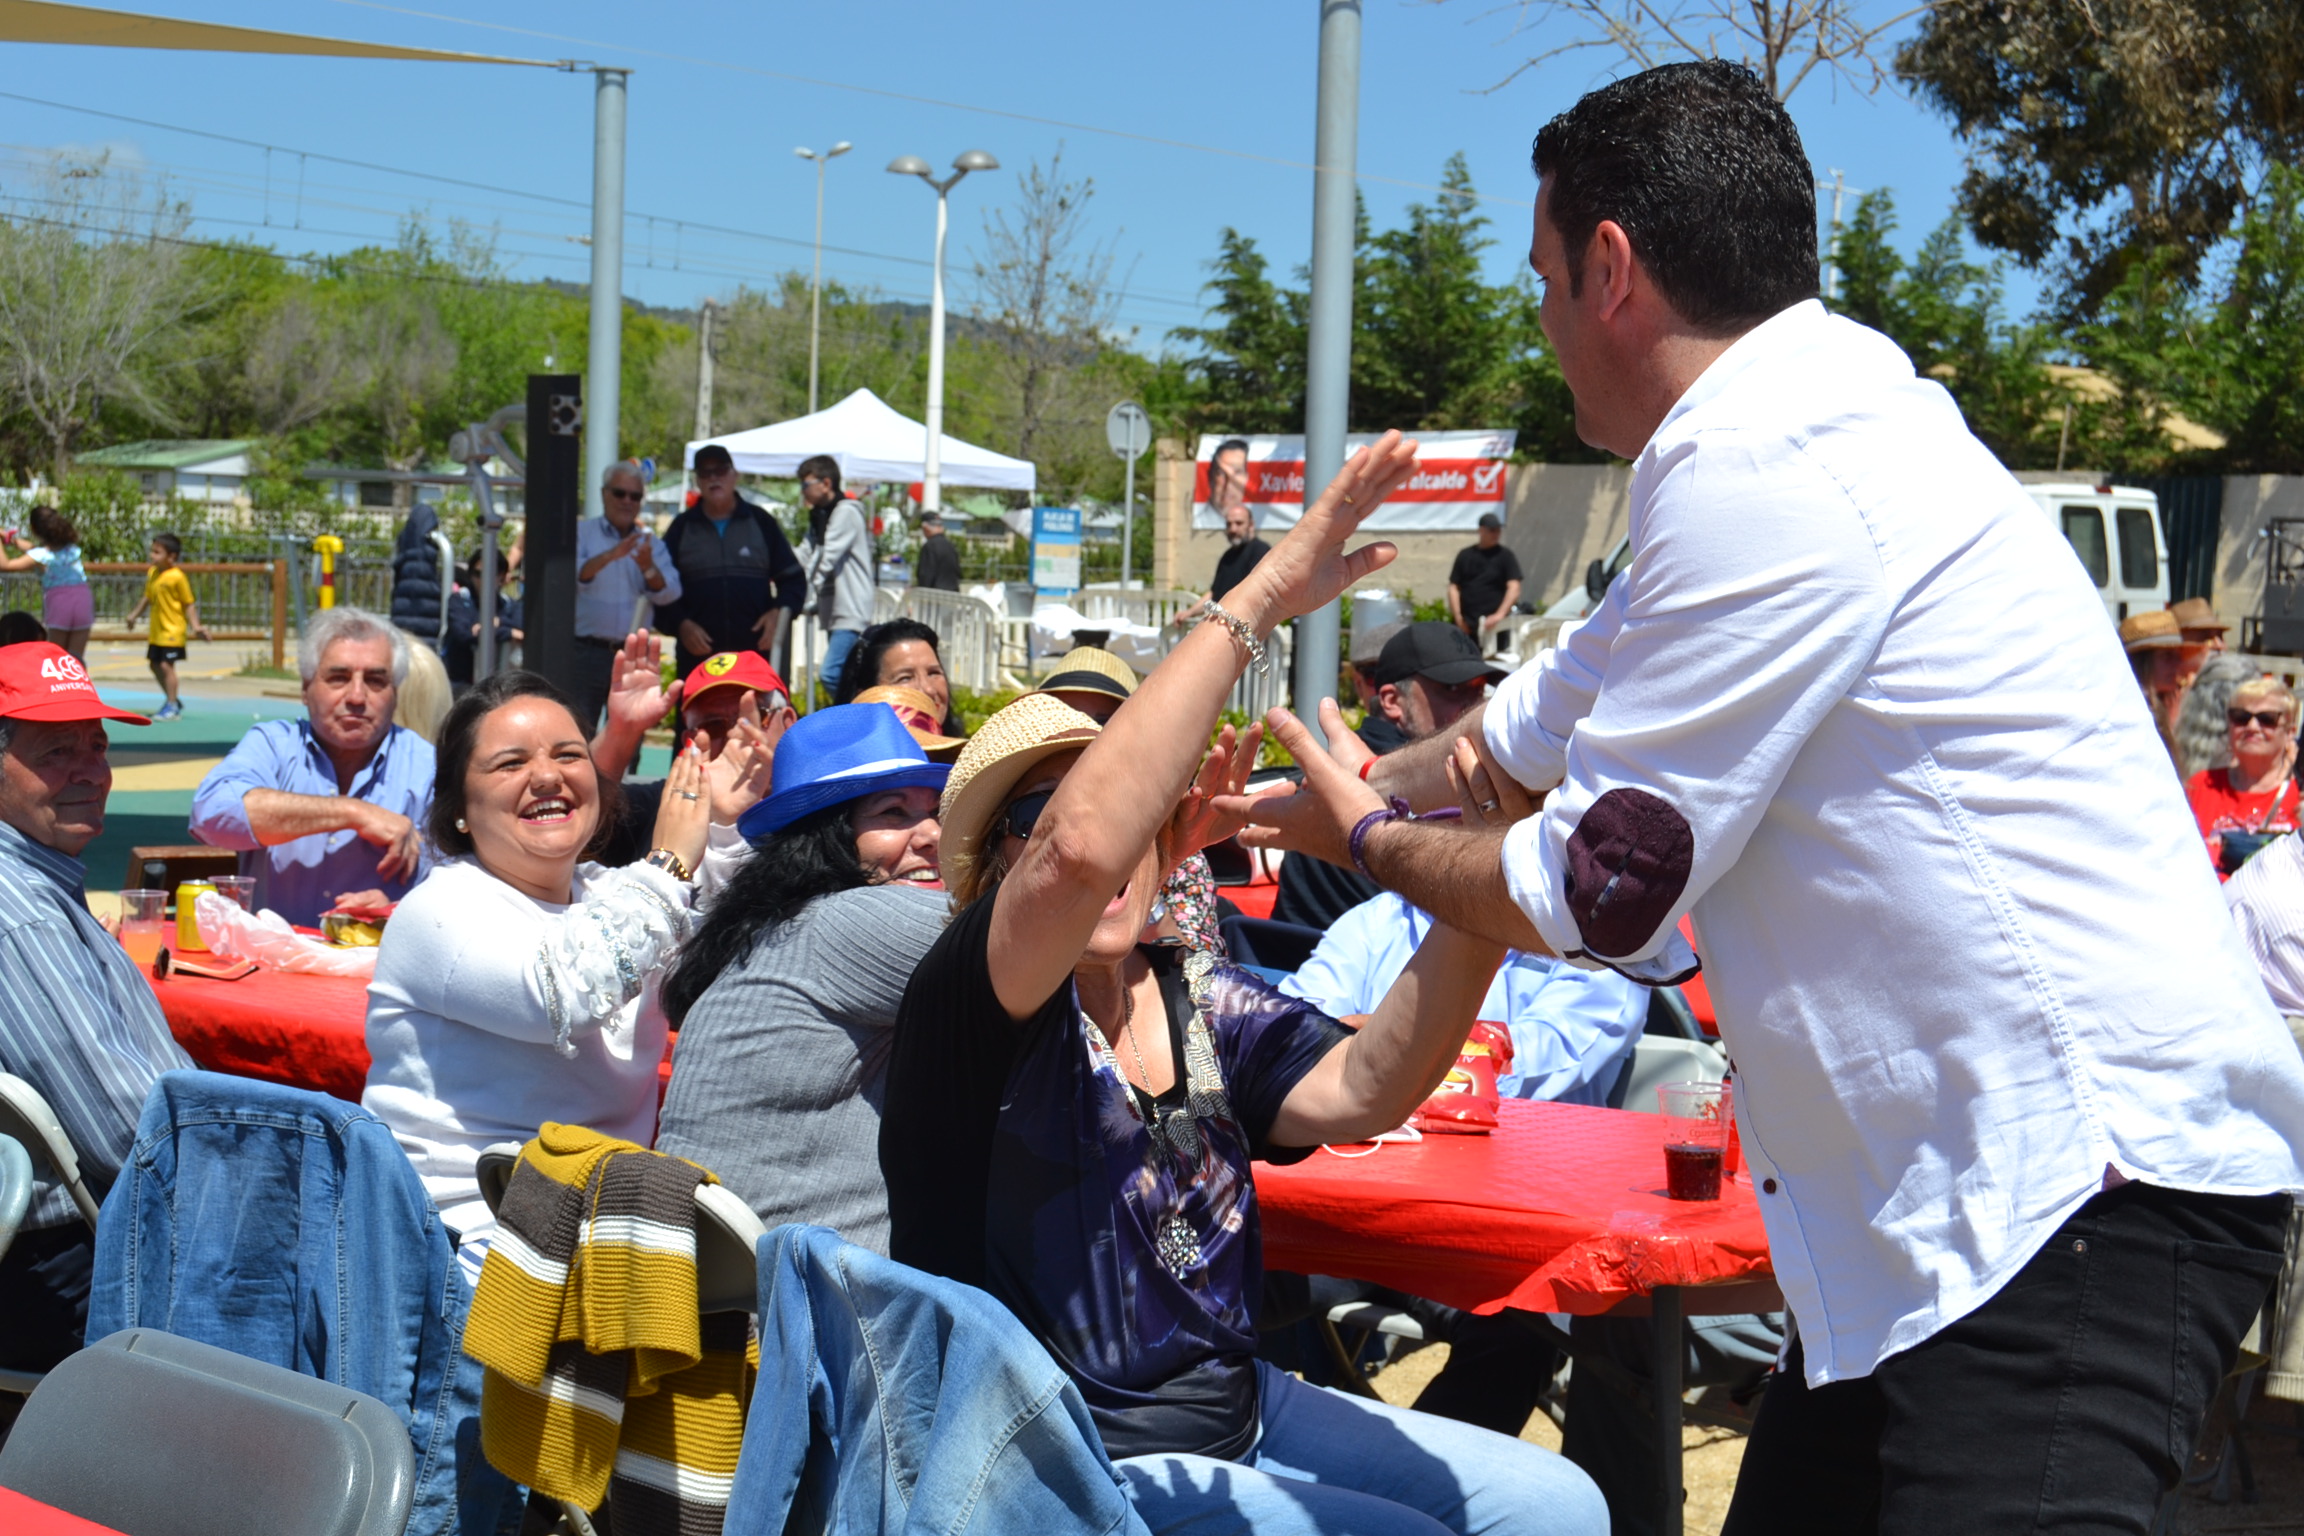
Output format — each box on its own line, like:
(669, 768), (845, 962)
(1448, 512), (1523, 654)
(655, 442), (804, 680)
(1273, 621), (1504, 931)
(880, 432), (1604, 1533)
(912, 511), (962, 592)
(833, 618), (964, 738)
(1208, 499), (1269, 602)
(589, 638), (789, 869)
(388, 500), (446, 653)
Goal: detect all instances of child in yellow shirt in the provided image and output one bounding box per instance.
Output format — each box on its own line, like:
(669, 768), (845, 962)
(123, 532), (209, 720)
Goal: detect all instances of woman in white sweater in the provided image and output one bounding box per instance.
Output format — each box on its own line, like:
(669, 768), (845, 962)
(363, 669), (710, 1279)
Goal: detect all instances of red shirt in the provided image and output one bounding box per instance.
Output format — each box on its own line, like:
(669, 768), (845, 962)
(2185, 767), (2300, 879)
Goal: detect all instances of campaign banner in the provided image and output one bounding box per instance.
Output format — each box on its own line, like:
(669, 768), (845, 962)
(1031, 505), (1082, 596)
(1192, 430), (1516, 532)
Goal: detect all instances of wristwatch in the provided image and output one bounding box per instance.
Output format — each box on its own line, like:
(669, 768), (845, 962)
(642, 848), (693, 883)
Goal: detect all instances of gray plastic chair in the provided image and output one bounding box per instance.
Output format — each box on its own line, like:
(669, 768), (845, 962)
(0, 1073), (100, 1230)
(0, 1133), (31, 1267)
(0, 1327), (415, 1536)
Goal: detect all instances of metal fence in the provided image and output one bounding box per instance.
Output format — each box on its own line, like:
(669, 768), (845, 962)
(0, 561), (290, 668)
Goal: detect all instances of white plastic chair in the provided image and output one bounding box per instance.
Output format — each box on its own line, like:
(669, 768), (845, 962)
(0, 1075), (102, 1398)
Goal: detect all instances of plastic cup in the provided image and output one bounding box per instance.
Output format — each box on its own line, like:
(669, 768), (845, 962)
(1656, 1080), (1733, 1201)
(118, 889), (168, 970)
(211, 875), (255, 911)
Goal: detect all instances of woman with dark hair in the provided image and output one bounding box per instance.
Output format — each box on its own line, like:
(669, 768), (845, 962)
(362, 669), (710, 1279)
(882, 433), (1604, 1533)
(1, 507), (91, 659)
(655, 703), (945, 1253)
(834, 617), (963, 736)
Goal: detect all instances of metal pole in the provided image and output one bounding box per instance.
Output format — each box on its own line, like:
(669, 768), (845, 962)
(809, 156), (827, 415)
(693, 299), (716, 440)
(1121, 452), (1136, 589)
(1293, 0), (1360, 745)
(585, 68), (629, 525)
(1824, 167), (1846, 301)
(924, 185), (950, 515)
(1654, 1285), (1685, 1536)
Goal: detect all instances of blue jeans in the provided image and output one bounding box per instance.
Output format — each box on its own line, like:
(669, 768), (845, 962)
(821, 626), (862, 701)
(1117, 1360), (1607, 1536)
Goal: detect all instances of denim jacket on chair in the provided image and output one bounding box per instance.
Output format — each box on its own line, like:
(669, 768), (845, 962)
(87, 1069), (517, 1536)
(730, 1223), (1149, 1536)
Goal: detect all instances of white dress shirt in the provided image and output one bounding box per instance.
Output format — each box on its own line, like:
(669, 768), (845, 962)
(575, 515), (682, 641)
(2228, 833), (2304, 1014)
(1483, 299), (2304, 1386)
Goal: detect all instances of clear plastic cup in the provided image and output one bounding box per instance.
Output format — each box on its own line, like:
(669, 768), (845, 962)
(1656, 1080), (1733, 1201)
(211, 875), (256, 911)
(118, 889), (168, 970)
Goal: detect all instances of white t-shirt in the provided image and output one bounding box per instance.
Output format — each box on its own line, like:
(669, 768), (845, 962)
(1485, 299), (2304, 1385)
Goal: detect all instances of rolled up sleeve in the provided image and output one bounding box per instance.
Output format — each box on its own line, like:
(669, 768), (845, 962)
(189, 726), (292, 852)
(1492, 431), (1894, 978)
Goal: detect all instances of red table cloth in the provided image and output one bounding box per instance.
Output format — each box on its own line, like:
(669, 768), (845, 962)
(1256, 1097), (1775, 1317)
(145, 968), (678, 1106)
(0, 1487), (130, 1536)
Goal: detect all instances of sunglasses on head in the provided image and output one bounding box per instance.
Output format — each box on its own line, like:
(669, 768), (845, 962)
(1000, 789), (1054, 842)
(2230, 708), (2291, 729)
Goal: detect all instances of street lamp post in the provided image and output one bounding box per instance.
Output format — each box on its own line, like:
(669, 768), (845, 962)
(887, 150), (998, 515)
(794, 141), (851, 415)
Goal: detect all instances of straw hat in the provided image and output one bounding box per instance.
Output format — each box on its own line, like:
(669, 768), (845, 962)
(852, 683), (968, 759)
(1032, 645), (1138, 709)
(2119, 610), (2184, 652)
(938, 692), (1103, 895)
(2168, 597), (2231, 635)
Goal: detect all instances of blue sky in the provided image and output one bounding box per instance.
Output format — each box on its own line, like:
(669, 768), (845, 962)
(2, 0), (2033, 350)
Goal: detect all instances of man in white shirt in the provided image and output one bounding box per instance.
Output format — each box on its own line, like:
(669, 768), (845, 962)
(1231, 59), (2304, 1534)
(572, 461), (681, 733)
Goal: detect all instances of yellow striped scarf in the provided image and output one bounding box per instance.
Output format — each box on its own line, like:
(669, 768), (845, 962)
(462, 1122), (754, 1533)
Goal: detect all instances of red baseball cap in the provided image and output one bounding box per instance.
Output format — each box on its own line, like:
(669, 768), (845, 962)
(0, 643), (150, 725)
(684, 651), (789, 707)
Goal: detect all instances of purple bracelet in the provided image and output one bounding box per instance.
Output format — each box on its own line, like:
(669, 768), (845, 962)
(1348, 799), (1465, 879)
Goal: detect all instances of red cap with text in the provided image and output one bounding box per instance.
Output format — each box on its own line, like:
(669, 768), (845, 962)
(684, 651), (790, 707)
(0, 644), (151, 725)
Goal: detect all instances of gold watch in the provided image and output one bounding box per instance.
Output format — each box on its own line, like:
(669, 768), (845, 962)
(643, 848), (693, 882)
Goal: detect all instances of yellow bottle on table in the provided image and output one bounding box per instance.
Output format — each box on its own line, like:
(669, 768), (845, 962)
(175, 881), (215, 953)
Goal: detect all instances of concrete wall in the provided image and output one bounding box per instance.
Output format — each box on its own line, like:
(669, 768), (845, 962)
(1151, 443), (1634, 610)
(2215, 476), (2304, 632)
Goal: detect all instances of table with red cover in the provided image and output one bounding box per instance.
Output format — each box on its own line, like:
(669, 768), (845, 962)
(1257, 1096), (1777, 1316)
(0, 1487), (130, 1536)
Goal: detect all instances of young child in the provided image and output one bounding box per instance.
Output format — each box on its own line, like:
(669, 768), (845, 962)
(123, 532), (208, 720)
(0, 506), (92, 660)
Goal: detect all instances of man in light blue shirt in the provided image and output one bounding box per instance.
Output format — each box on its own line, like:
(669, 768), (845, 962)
(0, 642), (193, 1370)
(1280, 890), (1647, 1106)
(572, 461), (681, 732)
(191, 607), (436, 926)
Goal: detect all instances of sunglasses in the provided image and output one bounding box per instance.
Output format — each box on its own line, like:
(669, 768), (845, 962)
(2229, 709), (2292, 729)
(606, 487), (644, 502)
(1000, 789), (1054, 842)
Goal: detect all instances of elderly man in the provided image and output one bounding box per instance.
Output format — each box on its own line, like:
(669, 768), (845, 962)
(1235, 60), (2304, 1532)
(572, 460), (682, 733)
(1272, 621), (1504, 931)
(0, 643), (193, 1371)
(913, 510), (962, 593)
(657, 442), (804, 682)
(191, 606), (435, 926)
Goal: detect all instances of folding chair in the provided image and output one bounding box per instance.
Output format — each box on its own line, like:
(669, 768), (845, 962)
(0, 1076), (101, 1398)
(0, 1134), (31, 1266)
(0, 1327), (415, 1536)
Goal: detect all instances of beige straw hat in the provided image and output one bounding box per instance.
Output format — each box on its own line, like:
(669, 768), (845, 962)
(1032, 645), (1139, 707)
(851, 684), (968, 758)
(938, 691), (1103, 895)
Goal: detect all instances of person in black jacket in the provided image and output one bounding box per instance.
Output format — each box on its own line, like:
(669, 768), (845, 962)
(913, 511), (962, 592)
(655, 443), (804, 680)
(388, 501), (446, 653)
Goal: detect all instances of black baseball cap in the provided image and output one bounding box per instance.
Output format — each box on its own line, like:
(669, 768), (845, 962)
(1372, 621), (1507, 688)
(1477, 512), (1503, 530)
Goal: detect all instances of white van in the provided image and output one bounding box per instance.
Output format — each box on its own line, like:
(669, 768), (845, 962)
(1540, 483), (2167, 627)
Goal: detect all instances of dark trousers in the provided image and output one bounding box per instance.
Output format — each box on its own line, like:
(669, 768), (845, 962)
(0, 1223), (94, 1372)
(1723, 1182), (2288, 1536)
(571, 637), (621, 737)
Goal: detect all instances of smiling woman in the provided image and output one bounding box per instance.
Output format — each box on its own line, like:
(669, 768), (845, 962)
(359, 670), (711, 1284)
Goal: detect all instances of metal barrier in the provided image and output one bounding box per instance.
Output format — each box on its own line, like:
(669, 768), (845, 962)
(1073, 586), (1202, 631)
(0, 562), (288, 669)
(788, 587), (1015, 705)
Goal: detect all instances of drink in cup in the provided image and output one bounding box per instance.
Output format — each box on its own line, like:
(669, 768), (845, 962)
(211, 875), (255, 911)
(1656, 1080), (1733, 1201)
(118, 889), (168, 970)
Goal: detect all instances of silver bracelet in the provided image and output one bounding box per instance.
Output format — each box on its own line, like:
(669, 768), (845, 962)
(1201, 598), (1271, 676)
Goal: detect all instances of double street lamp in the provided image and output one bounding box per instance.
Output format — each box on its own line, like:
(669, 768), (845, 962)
(794, 141), (852, 416)
(887, 149), (998, 514)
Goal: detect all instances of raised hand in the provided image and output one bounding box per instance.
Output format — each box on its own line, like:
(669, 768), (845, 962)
(1231, 431), (1422, 627)
(1164, 721), (1266, 864)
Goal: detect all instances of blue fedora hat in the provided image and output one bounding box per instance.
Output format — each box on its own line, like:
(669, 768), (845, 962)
(737, 703), (950, 840)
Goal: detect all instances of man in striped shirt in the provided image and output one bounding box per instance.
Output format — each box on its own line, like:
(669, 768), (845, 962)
(0, 643), (192, 1371)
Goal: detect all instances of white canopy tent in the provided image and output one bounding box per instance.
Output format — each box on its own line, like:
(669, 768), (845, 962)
(684, 388), (1036, 494)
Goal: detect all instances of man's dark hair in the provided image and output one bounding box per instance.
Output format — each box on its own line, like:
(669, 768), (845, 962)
(692, 443), (734, 472)
(0, 610), (46, 647)
(835, 617), (944, 707)
(151, 531), (183, 559)
(660, 800), (873, 1025)
(428, 669), (622, 861)
(1531, 59), (1818, 334)
(797, 454), (841, 491)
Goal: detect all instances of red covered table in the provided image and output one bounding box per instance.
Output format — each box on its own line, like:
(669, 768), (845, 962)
(1257, 1097), (1779, 1536)
(0, 1487), (130, 1535)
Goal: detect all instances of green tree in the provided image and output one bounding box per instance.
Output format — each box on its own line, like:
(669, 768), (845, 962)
(1168, 230), (1305, 435)
(1355, 156), (1524, 428)
(2189, 165), (2304, 473)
